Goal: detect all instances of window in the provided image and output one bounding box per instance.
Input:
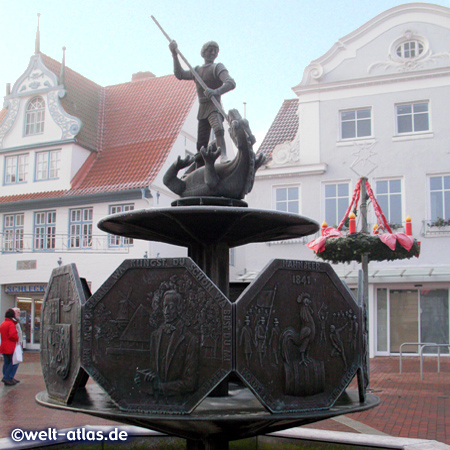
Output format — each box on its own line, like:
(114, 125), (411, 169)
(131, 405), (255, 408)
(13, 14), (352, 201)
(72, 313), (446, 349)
(230, 248), (235, 267)
(376, 288), (449, 355)
(3, 213), (24, 252)
(376, 179), (402, 226)
(274, 186), (299, 214)
(324, 183), (349, 227)
(376, 289), (388, 353)
(396, 102), (429, 134)
(34, 211), (56, 250)
(25, 96), (45, 136)
(340, 109), (371, 140)
(35, 150), (61, 180)
(396, 40), (424, 59)
(69, 208), (93, 249)
(108, 204), (134, 247)
(429, 175), (450, 222)
(4, 154), (28, 184)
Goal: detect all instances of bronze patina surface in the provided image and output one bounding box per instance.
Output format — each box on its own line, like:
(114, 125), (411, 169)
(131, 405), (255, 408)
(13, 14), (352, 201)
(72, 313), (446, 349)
(236, 259), (366, 413)
(82, 258), (232, 414)
(40, 264), (90, 404)
(36, 383), (379, 441)
(97, 207), (319, 248)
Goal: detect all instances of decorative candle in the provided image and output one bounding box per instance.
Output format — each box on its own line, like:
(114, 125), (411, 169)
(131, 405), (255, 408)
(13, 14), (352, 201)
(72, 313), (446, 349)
(349, 212), (356, 234)
(322, 221), (328, 236)
(373, 223), (379, 235)
(405, 215), (412, 236)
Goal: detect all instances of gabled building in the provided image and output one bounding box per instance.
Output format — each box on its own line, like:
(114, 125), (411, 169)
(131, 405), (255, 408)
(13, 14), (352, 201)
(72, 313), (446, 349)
(241, 3), (450, 357)
(0, 35), (200, 348)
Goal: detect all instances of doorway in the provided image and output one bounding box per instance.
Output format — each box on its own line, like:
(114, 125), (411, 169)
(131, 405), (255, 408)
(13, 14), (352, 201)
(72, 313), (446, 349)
(16, 297), (43, 350)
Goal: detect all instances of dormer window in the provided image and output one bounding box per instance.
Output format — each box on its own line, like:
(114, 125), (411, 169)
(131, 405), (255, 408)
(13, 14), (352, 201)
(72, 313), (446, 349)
(35, 150), (61, 180)
(396, 40), (424, 59)
(25, 96), (45, 136)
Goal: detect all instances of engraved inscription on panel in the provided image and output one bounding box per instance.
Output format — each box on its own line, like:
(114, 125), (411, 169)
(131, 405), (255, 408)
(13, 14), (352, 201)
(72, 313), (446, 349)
(236, 260), (363, 413)
(82, 258), (232, 414)
(41, 264), (89, 404)
(47, 323), (71, 380)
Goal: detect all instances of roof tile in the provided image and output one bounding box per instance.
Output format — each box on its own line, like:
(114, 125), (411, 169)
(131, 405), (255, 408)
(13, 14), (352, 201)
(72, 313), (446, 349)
(0, 190), (66, 204)
(257, 99), (299, 159)
(72, 75), (196, 194)
(0, 56), (197, 205)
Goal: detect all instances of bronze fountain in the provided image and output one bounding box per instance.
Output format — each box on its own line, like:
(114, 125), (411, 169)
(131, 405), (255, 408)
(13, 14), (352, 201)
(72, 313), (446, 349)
(37, 22), (379, 450)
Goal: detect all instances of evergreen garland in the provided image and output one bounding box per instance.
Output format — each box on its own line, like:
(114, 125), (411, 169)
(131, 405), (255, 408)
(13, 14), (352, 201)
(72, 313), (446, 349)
(315, 233), (421, 264)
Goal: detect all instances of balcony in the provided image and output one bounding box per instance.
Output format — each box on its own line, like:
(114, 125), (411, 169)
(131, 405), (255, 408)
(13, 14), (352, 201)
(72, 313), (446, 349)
(0, 232), (132, 254)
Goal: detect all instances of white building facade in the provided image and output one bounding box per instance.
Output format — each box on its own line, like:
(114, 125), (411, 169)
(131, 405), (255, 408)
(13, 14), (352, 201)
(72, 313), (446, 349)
(239, 3), (450, 357)
(0, 44), (202, 348)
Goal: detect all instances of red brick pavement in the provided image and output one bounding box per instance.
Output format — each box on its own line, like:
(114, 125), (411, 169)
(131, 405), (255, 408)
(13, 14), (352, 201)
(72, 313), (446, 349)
(0, 352), (122, 439)
(1, 352), (449, 444)
(348, 356), (450, 444)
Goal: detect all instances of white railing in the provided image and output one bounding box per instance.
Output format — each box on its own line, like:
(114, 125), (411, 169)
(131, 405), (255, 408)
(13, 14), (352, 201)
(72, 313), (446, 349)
(0, 233), (131, 254)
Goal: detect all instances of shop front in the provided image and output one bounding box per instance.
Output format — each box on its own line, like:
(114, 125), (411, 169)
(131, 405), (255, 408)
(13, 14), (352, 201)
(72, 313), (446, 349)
(376, 285), (449, 355)
(4, 284), (47, 350)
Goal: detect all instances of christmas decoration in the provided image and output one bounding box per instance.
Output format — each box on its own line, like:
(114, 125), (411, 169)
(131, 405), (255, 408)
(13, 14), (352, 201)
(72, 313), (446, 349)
(308, 178), (420, 264)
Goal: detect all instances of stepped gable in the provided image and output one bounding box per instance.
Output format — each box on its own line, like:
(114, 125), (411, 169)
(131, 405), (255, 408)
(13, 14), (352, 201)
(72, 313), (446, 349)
(257, 98), (299, 159)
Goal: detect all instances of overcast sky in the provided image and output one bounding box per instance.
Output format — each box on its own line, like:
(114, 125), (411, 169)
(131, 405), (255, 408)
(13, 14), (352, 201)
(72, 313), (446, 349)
(0, 0), (448, 147)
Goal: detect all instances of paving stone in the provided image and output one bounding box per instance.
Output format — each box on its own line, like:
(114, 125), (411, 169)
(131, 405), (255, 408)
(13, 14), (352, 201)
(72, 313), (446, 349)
(1, 352), (450, 445)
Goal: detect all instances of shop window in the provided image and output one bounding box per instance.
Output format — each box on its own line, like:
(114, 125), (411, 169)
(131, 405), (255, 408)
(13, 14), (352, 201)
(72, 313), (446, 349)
(16, 297), (43, 348)
(420, 289), (449, 354)
(229, 248), (235, 267)
(108, 204), (134, 247)
(376, 289), (388, 353)
(375, 288), (449, 355)
(389, 290), (419, 353)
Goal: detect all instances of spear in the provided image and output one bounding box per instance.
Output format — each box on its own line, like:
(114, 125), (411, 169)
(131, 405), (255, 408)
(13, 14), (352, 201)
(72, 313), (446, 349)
(151, 15), (230, 125)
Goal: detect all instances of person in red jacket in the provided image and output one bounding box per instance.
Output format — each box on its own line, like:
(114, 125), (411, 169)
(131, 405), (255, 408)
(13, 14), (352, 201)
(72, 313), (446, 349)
(0, 309), (19, 386)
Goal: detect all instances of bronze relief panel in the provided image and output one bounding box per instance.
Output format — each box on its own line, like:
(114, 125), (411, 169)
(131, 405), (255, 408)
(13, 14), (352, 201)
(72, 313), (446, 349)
(82, 258), (232, 414)
(235, 259), (363, 413)
(40, 264), (90, 404)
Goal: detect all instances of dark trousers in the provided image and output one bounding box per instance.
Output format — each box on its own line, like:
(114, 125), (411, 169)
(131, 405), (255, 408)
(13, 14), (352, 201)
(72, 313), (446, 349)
(2, 354), (18, 381)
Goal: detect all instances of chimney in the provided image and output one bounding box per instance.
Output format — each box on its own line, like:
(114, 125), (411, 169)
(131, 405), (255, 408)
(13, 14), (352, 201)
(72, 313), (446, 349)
(132, 71), (156, 82)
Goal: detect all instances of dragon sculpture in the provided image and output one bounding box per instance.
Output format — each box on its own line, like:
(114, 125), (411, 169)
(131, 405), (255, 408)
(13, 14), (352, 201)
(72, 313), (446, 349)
(163, 109), (266, 200)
